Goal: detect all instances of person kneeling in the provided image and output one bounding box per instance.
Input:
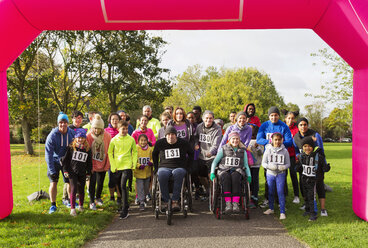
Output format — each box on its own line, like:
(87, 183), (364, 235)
(210, 131), (251, 214)
(153, 126), (194, 211)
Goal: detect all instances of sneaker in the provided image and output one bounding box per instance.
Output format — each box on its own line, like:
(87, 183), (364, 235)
(260, 199), (269, 209)
(48, 205), (57, 214)
(225, 202), (232, 214)
(263, 209), (274, 215)
(77, 206), (84, 212)
(321, 209), (328, 217)
(90, 203), (97, 211)
(292, 196), (300, 204)
(172, 201), (180, 211)
(119, 211), (129, 220)
(96, 198), (103, 206)
(62, 199), (70, 206)
(139, 203), (145, 211)
(324, 184), (333, 192)
(232, 202), (240, 213)
(280, 213), (286, 220)
(135, 196), (139, 205)
(303, 211), (310, 217)
(70, 209), (77, 217)
(146, 193), (151, 202)
(309, 213), (318, 221)
(299, 204), (306, 210)
(248, 200), (256, 209)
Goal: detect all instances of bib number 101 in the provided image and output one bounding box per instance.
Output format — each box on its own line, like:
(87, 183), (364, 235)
(72, 151), (88, 163)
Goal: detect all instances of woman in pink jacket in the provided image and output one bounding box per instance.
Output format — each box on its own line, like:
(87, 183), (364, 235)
(87, 114), (112, 210)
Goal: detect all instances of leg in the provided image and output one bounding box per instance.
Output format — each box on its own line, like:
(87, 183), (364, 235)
(136, 179), (145, 204)
(219, 172), (232, 202)
(108, 169), (116, 200)
(231, 171), (242, 203)
(89, 172), (97, 203)
(157, 167), (172, 202)
(172, 168), (187, 201)
(264, 168), (269, 200)
(289, 156), (300, 197)
(301, 176), (310, 212)
(69, 175), (78, 209)
(284, 169), (288, 197)
(144, 177), (150, 197)
(266, 174), (276, 210)
(120, 170), (132, 211)
(251, 167), (260, 201)
(78, 174), (86, 207)
(49, 182), (58, 203)
(96, 171), (106, 200)
(316, 179), (326, 211)
(276, 173), (286, 214)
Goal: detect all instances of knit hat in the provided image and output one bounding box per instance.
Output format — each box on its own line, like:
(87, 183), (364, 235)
(236, 111), (247, 120)
(297, 117), (309, 126)
(57, 112), (69, 123)
(165, 126), (177, 136)
(228, 131), (240, 141)
(301, 136), (315, 149)
(92, 114), (104, 129)
(202, 110), (214, 119)
(268, 106), (280, 116)
(75, 128), (87, 138)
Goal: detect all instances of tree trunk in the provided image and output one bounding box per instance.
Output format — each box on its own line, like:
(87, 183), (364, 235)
(21, 118), (34, 155)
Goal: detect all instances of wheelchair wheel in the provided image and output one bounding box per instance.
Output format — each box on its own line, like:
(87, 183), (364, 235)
(215, 207), (221, 219)
(167, 199), (172, 225)
(209, 179), (215, 212)
(151, 176), (157, 211)
(183, 209), (188, 218)
(155, 208), (159, 219)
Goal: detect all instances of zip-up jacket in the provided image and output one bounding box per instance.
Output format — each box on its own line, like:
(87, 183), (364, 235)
(256, 120), (293, 148)
(287, 123), (298, 157)
(62, 145), (92, 176)
(45, 127), (75, 175)
(295, 147), (329, 181)
(194, 122), (222, 160)
(108, 134), (138, 172)
(262, 144), (291, 176)
(293, 129), (324, 157)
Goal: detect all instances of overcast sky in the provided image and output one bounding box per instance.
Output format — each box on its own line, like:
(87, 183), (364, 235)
(149, 29), (337, 115)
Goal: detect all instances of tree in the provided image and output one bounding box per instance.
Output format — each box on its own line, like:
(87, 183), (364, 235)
(163, 65), (219, 112)
(91, 31), (171, 113)
(7, 34), (50, 154)
(197, 67), (286, 122)
(324, 105), (352, 140)
(303, 101), (324, 136)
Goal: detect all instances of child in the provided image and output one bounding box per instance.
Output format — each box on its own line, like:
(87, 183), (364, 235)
(134, 134), (153, 211)
(295, 136), (330, 221)
(210, 131), (252, 214)
(261, 132), (290, 220)
(158, 112), (171, 140)
(108, 121), (138, 219)
(62, 129), (92, 217)
(132, 115), (156, 146)
(248, 125), (264, 208)
(86, 114), (111, 210)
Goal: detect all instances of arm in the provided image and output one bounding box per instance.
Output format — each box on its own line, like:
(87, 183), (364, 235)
(45, 134), (56, 175)
(243, 126), (252, 148)
(108, 139), (116, 172)
(61, 147), (73, 174)
(261, 147), (270, 169)
(256, 123), (269, 146)
(103, 133), (112, 171)
(293, 138), (300, 157)
(210, 128), (223, 156)
(131, 140), (138, 170)
(86, 149), (93, 175)
(315, 132), (324, 154)
(283, 125), (293, 148)
(211, 148), (224, 175)
(218, 126), (231, 152)
(152, 142), (160, 172)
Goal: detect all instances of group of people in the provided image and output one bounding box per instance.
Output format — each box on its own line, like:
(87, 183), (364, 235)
(45, 103), (330, 221)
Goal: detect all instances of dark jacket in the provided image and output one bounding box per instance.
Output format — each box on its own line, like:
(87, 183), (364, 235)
(62, 145), (92, 177)
(295, 147), (330, 181)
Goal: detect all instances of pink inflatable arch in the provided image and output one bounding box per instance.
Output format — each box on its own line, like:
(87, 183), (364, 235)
(0, 0), (367, 220)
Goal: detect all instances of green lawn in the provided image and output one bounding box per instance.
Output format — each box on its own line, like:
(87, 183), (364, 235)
(1, 143), (367, 248)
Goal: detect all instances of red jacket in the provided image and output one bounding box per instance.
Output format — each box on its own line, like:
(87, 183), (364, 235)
(243, 103), (261, 127)
(287, 123), (298, 157)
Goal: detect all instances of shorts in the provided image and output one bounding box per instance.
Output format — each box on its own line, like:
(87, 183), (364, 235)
(47, 163), (70, 183)
(198, 159), (213, 177)
(316, 179), (325, 199)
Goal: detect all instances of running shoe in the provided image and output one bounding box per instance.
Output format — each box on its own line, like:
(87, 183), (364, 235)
(62, 199), (70, 207)
(225, 202), (232, 214)
(280, 213), (286, 220)
(96, 198), (103, 206)
(77, 205), (84, 212)
(292, 196), (300, 204)
(70, 209), (77, 217)
(48, 205), (57, 214)
(321, 209), (328, 217)
(260, 199), (269, 209)
(90, 203), (97, 211)
(232, 202), (240, 213)
(248, 200), (256, 209)
(119, 211), (129, 220)
(139, 203), (145, 211)
(172, 201), (180, 211)
(309, 213), (318, 221)
(263, 209), (274, 215)
(146, 193), (151, 202)
(299, 204), (306, 210)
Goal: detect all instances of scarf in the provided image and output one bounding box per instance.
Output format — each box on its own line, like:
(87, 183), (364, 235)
(91, 132), (105, 161)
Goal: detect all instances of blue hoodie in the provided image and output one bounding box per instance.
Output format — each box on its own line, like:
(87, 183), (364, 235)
(256, 120), (293, 148)
(45, 127), (75, 175)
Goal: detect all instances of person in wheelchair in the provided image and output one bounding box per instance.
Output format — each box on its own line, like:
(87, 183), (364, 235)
(152, 126), (194, 211)
(210, 131), (252, 214)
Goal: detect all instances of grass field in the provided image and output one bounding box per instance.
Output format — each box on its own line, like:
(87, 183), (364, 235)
(0, 143), (366, 248)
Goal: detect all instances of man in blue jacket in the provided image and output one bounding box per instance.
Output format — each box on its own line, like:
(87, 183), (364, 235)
(256, 106), (292, 208)
(45, 112), (75, 214)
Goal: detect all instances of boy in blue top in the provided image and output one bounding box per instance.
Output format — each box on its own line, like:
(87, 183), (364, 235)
(256, 106), (292, 208)
(45, 112), (75, 214)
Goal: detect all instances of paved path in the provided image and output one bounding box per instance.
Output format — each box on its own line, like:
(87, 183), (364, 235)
(85, 200), (307, 248)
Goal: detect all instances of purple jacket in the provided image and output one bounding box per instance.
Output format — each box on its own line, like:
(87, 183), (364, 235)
(218, 124), (252, 152)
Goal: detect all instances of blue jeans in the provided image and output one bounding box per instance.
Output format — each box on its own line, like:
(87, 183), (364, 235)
(157, 167), (187, 202)
(266, 172), (286, 214)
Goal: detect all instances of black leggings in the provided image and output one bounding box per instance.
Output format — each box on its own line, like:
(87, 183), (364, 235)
(89, 171), (106, 203)
(116, 169), (133, 211)
(69, 174), (86, 209)
(220, 171), (242, 195)
(288, 156), (300, 197)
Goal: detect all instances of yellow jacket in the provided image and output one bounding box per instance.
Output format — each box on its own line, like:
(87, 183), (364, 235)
(134, 145), (153, 179)
(108, 134), (137, 172)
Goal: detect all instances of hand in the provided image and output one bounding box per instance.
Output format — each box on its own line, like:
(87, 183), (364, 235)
(86, 174), (91, 180)
(210, 173), (216, 181)
(194, 145), (199, 150)
(312, 136), (317, 142)
(147, 161), (153, 167)
(278, 165), (287, 171)
(63, 172), (69, 179)
(139, 164), (145, 170)
(247, 176), (252, 184)
(267, 163), (277, 170)
(206, 152), (212, 158)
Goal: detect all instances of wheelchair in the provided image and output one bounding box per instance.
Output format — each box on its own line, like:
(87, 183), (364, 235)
(209, 171), (250, 220)
(151, 171), (192, 225)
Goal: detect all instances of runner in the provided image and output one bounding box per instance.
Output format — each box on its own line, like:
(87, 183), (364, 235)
(136, 105), (161, 138)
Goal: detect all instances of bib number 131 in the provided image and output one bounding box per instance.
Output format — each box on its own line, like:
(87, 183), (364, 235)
(165, 148), (180, 159)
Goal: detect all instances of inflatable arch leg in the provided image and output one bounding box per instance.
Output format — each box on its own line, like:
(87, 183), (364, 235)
(0, 71), (13, 219)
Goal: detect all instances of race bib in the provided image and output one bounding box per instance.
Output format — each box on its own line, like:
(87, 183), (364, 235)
(165, 148), (180, 159)
(199, 134), (211, 143)
(177, 129), (186, 138)
(302, 164), (316, 177)
(268, 154), (285, 164)
(92, 152), (103, 162)
(72, 151), (88, 163)
(139, 157), (150, 165)
(224, 157), (240, 167)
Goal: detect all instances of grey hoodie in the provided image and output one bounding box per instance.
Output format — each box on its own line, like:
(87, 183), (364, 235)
(194, 122), (222, 161)
(261, 144), (290, 176)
